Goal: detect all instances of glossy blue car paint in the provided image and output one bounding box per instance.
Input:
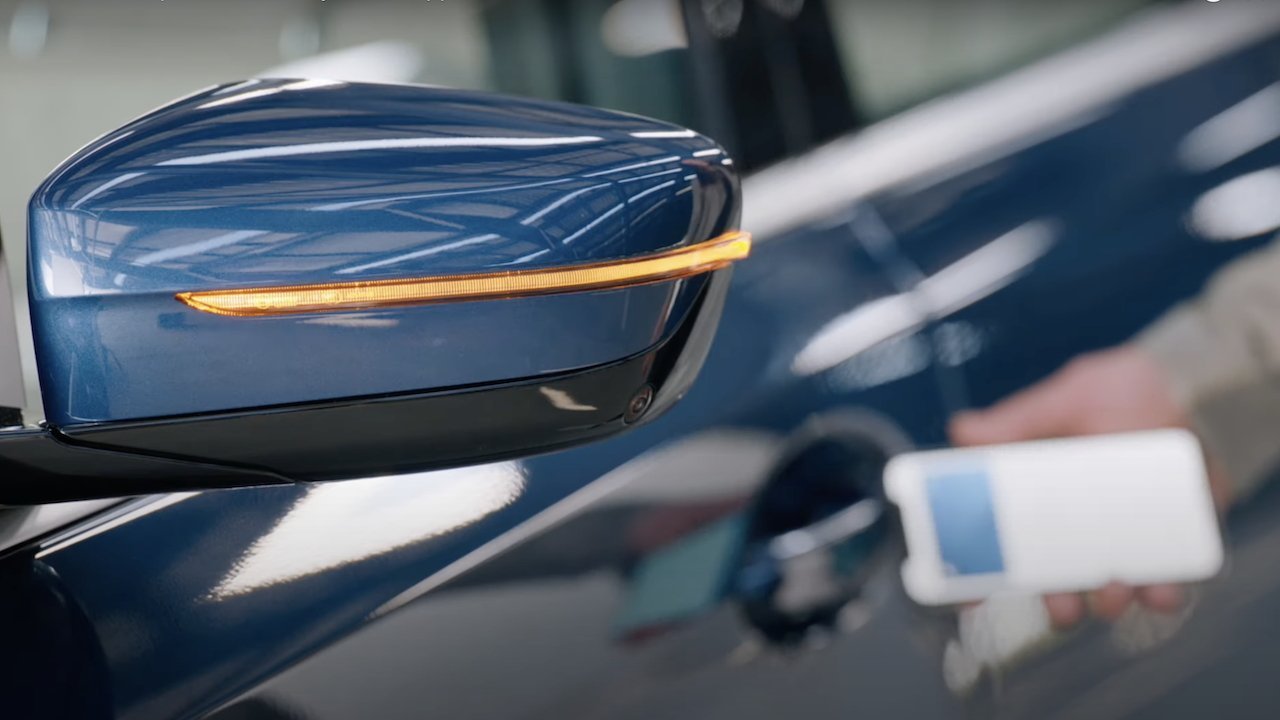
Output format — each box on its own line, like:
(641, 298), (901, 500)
(10, 17), (1280, 720)
(28, 79), (735, 426)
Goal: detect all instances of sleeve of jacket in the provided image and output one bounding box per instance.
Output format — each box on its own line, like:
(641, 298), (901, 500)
(1139, 240), (1280, 500)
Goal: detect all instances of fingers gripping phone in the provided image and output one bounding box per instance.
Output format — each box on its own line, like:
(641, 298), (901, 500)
(885, 430), (1223, 606)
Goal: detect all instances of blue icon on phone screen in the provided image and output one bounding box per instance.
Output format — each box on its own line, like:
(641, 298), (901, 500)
(926, 467), (1005, 576)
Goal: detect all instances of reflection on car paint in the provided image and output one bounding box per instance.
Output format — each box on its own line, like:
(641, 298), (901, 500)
(792, 217), (1056, 376)
(209, 462), (527, 599)
(1176, 82), (1280, 173)
(1188, 168), (1280, 243)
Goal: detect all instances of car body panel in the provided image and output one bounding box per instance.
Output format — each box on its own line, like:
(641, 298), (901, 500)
(872, 37), (1280, 409)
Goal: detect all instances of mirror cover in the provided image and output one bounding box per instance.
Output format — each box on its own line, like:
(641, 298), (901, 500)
(28, 79), (738, 426)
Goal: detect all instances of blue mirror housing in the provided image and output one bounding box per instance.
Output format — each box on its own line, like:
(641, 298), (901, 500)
(6, 79), (746, 502)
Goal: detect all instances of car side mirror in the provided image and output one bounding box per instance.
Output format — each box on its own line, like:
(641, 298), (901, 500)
(2, 79), (748, 503)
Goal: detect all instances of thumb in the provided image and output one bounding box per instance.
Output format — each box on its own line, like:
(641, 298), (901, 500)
(949, 371), (1087, 447)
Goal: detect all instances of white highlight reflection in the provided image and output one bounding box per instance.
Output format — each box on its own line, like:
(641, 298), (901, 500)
(134, 229), (268, 266)
(584, 155), (681, 178)
(521, 183), (609, 226)
(562, 203), (624, 244)
(300, 314), (400, 329)
(210, 462), (526, 599)
(1189, 167), (1280, 242)
(159, 136), (604, 166)
(1178, 83), (1280, 172)
(631, 130), (697, 139)
(826, 333), (932, 392)
(198, 79), (346, 109)
(793, 220), (1056, 376)
(70, 172), (144, 210)
(538, 387), (598, 411)
(317, 177), (573, 213)
(335, 233), (499, 275)
(627, 179), (677, 204)
(499, 248), (551, 266)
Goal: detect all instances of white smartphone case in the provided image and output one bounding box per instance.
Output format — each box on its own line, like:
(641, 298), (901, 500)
(885, 429), (1224, 606)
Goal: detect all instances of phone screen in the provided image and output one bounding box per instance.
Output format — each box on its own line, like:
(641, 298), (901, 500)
(926, 467), (1005, 577)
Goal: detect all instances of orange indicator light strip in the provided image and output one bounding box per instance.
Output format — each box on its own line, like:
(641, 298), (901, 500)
(177, 231), (751, 317)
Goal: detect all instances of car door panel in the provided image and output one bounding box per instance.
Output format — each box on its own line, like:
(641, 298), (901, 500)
(872, 37), (1280, 409)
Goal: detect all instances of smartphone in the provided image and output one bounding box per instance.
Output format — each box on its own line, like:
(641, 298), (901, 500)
(885, 429), (1223, 606)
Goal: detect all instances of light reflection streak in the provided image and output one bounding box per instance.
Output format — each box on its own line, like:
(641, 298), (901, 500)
(619, 168), (684, 184)
(197, 87), (287, 110)
(538, 387), (598, 411)
(277, 78), (345, 91)
(159, 135), (605, 166)
(828, 334), (931, 392)
(300, 314), (400, 329)
(499, 248), (552, 266)
(335, 233), (499, 275)
(793, 220), (1057, 375)
(317, 177), (574, 212)
(825, 321), (984, 392)
(372, 431), (779, 617)
(627, 179), (677, 204)
(631, 196), (673, 226)
(584, 155), (681, 178)
(1189, 167), (1280, 241)
(520, 182), (610, 225)
(1178, 82), (1280, 172)
(207, 79), (261, 97)
(804, 297), (925, 378)
(134, 229), (268, 266)
(209, 462), (526, 599)
(70, 172), (144, 210)
(561, 203), (624, 244)
(198, 79), (346, 109)
(631, 129), (697, 139)
(38, 493), (200, 558)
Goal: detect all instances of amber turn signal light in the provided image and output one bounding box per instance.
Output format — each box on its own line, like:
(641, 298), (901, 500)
(176, 231), (751, 317)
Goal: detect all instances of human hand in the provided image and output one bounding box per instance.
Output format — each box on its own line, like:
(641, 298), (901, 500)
(947, 345), (1227, 628)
